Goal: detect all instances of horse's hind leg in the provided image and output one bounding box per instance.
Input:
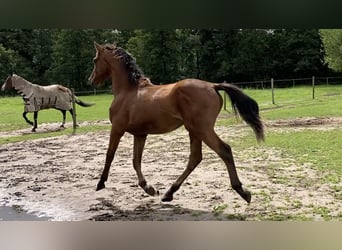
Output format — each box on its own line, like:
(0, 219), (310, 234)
(60, 110), (66, 128)
(162, 133), (202, 202)
(133, 135), (158, 196)
(68, 108), (78, 127)
(202, 130), (251, 203)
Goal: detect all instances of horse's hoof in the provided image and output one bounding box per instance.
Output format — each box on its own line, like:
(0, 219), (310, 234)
(144, 185), (159, 196)
(242, 190), (252, 204)
(161, 193), (173, 202)
(32, 129), (36, 132)
(96, 181), (105, 191)
(234, 185), (252, 204)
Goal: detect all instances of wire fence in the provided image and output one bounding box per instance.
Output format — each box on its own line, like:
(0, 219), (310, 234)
(71, 75), (342, 95)
(230, 76), (342, 89)
(221, 76), (342, 109)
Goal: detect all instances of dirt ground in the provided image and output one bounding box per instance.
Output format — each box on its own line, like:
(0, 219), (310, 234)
(0, 117), (341, 221)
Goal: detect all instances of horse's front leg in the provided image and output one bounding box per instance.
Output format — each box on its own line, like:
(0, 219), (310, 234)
(133, 134), (159, 196)
(23, 111), (33, 126)
(96, 127), (124, 191)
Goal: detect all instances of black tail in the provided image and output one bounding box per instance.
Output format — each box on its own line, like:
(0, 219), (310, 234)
(215, 83), (265, 142)
(74, 96), (95, 107)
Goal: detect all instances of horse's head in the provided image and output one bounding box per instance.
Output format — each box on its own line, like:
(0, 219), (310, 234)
(1, 73), (14, 91)
(88, 42), (112, 87)
(88, 42), (143, 89)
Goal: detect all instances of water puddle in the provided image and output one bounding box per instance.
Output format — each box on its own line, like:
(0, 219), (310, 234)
(0, 206), (51, 221)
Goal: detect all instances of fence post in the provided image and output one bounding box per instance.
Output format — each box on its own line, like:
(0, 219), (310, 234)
(312, 76), (315, 100)
(271, 78), (275, 104)
(223, 81), (227, 111)
(71, 88), (77, 135)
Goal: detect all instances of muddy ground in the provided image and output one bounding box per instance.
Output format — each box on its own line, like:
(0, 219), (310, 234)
(0, 117), (341, 221)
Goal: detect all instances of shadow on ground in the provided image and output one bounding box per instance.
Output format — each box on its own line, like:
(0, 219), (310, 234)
(88, 199), (248, 221)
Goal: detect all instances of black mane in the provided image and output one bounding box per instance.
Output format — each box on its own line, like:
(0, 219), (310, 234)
(105, 44), (144, 85)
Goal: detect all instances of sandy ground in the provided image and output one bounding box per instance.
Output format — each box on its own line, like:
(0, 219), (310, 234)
(0, 118), (341, 221)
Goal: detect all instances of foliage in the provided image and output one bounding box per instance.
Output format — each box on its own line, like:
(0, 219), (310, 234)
(231, 29), (272, 81)
(0, 28), (334, 91)
(320, 29), (342, 72)
(270, 29), (328, 78)
(126, 29), (181, 83)
(0, 44), (16, 78)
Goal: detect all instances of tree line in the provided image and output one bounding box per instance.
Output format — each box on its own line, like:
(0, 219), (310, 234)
(0, 29), (338, 91)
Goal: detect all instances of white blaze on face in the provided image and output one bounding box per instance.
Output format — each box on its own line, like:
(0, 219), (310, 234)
(94, 50), (99, 62)
(88, 50), (99, 82)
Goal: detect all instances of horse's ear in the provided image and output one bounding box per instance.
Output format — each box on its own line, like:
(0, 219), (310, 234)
(94, 41), (102, 50)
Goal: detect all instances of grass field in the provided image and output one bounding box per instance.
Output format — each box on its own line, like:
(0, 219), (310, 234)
(244, 84), (342, 119)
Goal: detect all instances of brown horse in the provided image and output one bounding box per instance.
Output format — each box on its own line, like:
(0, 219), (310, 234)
(88, 42), (264, 203)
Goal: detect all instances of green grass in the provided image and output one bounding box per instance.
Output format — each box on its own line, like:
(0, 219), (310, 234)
(243, 85), (342, 120)
(264, 130), (342, 176)
(229, 128), (342, 183)
(0, 93), (113, 132)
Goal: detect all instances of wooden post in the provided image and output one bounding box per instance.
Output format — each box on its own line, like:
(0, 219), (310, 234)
(71, 88), (77, 135)
(223, 81), (227, 111)
(312, 76), (315, 100)
(271, 78), (275, 104)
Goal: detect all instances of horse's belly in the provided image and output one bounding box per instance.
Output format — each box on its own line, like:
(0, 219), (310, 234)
(126, 118), (183, 135)
(24, 96), (71, 112)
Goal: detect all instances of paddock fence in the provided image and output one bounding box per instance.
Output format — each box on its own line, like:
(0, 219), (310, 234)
(222, 76), (342, 110)
(2, 76), (342, 106)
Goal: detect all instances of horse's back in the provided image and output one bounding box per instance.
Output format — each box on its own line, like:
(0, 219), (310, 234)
(125, 78), (222, 134)
(24, 84), (72, 111)
(136, 78), (221, 115)
(174, 79), (222, 107)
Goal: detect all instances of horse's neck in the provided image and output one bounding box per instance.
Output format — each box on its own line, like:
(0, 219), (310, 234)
(13, 76), (35, 97)
(110, 69), (135, 96)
